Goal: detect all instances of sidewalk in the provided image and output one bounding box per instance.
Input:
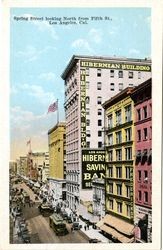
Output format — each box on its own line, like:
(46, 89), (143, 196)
(79, 219), (110, 243)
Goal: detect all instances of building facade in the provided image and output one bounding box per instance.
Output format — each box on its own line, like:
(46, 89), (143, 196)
(42, 152), (49, 183)
(48, 122), (66, 179)
(92, 178), (105, 219)
(48, 122), (66, 203)
(131, 78), (152, 242)
(62, 55), (151, 211)
(103, 87), (135, 223)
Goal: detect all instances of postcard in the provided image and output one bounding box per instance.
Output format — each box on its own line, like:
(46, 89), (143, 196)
(0, 0), (162, 250)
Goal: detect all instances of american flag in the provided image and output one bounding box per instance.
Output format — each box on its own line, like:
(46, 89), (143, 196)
(47, 100), (58, 114)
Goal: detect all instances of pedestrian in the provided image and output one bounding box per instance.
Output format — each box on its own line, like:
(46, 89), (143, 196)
(87, 223), (89, 230)
(71, 226), (73, 233)
(84, 225), (87, 231)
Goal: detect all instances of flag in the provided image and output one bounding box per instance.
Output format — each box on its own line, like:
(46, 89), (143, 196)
(27, 139), (31, 146)
(47, 100), (58, 114)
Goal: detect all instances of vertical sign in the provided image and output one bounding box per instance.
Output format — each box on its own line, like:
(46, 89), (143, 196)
(80, 69), (86, 148)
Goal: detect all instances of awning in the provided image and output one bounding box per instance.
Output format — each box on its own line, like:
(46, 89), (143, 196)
(137, 213), (146, 220)
(100, 224), (134, 243)
(98, 214), (134, 236)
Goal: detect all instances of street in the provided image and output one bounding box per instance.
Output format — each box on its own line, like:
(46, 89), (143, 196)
(10, 182), (88, 243)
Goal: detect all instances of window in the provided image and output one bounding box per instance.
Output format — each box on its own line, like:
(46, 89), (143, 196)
(117, 184), (122, 195)
(86, 130), (91, 137)
(98, 142), (102, 148)
(126, 204), (131, 217)
(125, 147), (132, 160)
(118, 71), (123, 78)
(144, 171), (148, 182)
(86, 108), (90, 115)
(116, 167), (122, 178)
(116, 131), (122, 144)
(108, 115), (113, 128)
(119, 83), (123, 91)
(125, 128), (132, 141)
(117, 202), (122, 213)
(137, 130), (141, 141)
(126, 167), (130, 179)
(143, 106), (147, 119)
(137, 109), (141, 121)
(107, 167), (113, 177)
(98, 120), (102, 126)
(86, 119), (90, 126)
(98, 131), (102, 137)
(109, 199), (113, 210)
(97, 69), (101, 77)
(86, 68), (89, 75)
(97, 96), (102, 104)
(108, 183), (113, 193)
(116, 110), (122, 125)
(98, 108), (102, 115)
(108, 134), (113, 145)
(110, 70), (114, 77)
(110, 83), (115, 91)
(108, 150), (113, 161)
(86, 96), (90, 104)
(138, 71), (141, 79)
(138, 170), (141, 181)
(144, 192), (148, 203)
(97, 82), (102, 90)
(86, 81), (89, 89)
(129, 83), (134, 87)
(86, 141), (90, 148)
(126, 186), (130, 198)
(125, 104), (132, 122)
(116, 149), (122, 161)
(143, 128), (148, 140)
(138, 191), (142, 201)
(128, 71), (134, 78)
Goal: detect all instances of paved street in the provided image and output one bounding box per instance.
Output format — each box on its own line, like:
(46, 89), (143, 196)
(11, 182), (88, 243)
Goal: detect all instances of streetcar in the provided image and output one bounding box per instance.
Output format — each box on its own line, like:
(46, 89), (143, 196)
(49, 213), (68, 236)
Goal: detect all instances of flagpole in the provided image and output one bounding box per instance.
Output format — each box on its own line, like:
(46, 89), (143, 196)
(57, 99), (59, 124)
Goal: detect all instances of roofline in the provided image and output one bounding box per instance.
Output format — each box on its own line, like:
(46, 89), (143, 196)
(48, 121), (66, 135)
(102, 87), (134, 109)
(131, 78), (152, 97)
(61, 55), (152, 80)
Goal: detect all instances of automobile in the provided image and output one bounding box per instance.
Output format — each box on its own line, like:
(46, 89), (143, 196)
(88, 238), (101, 243)
(72, 222), (82, 230)
(67, 216), (72, 223)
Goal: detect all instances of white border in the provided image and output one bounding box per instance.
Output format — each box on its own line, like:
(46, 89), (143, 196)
(0, 0), (162, 250)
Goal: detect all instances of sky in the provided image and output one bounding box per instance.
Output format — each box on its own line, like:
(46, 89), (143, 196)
(10, 7), (151, 161)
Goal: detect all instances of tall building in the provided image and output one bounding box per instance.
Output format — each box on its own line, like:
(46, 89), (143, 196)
(62, 55), (151, 211)
(102, 88), (135, 223)
(131, 78), (152, 242)
(48, 122), (66, 204)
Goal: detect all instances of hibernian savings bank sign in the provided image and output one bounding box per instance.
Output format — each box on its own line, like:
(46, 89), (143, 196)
(82, 150), (106, 189)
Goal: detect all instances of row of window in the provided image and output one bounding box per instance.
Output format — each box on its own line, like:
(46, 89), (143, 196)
(108, 104), (132, 128)
(108, 200), (131, 216)
(138, 190), (149, 203)
(138, 170), (151, 182)
(86, 130), (102, 137)
(86, 141), (103, 148)
(136, 104), (152, 121)
(66, 108), (78, 121)
(107, 183), (130, 198)
(67, 184), (79, 193)
(107, 127), (132, 145)
(66, 152), (79, 162)
(66, 130), (78, 143)
(85, 68), (142, 79)
(85, 81), (134, 91)
(107, 166), (131, 179)
(108, 147), (132, 161)
(137, 127), (152, 141)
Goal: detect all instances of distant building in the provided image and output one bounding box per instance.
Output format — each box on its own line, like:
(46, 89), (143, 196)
(42, 152), (49, 183)
(48, 122), (66, 204)
(62, 55), (151, 211)
(92, 178), (105, 219)
(9, 161), (17, 174)
(131, 78), (152, 242)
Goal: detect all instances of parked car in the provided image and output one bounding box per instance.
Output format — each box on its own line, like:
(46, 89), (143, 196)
(72, 222), (82, 230)
(89, 238), (101, 243)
